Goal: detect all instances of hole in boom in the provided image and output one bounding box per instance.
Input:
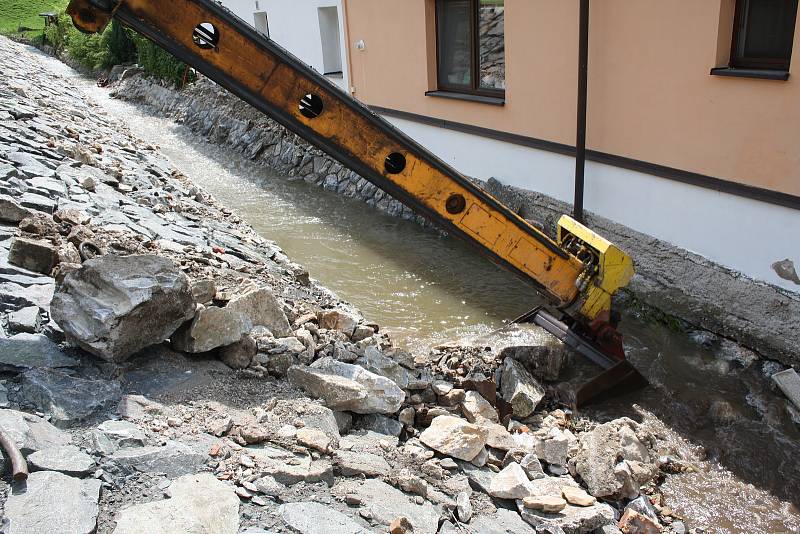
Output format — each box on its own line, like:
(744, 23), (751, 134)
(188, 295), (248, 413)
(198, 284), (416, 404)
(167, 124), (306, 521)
(384, 152), (407, 174)
(446, 194), (466, 215)
(299, 93), (324, 119)
(193, 22), (219, 50)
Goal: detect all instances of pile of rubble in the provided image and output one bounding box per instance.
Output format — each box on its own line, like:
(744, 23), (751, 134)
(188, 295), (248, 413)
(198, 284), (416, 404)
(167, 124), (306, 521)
(0, 35), (704, 534)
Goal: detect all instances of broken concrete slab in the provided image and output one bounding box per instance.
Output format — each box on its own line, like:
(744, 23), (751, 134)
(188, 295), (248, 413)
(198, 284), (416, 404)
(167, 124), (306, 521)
(113, 473), (240, 534)
(3, 471), (101, 534)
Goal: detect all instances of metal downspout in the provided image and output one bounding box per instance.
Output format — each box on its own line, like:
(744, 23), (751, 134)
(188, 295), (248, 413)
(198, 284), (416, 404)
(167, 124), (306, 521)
(574, 0), (589, 223)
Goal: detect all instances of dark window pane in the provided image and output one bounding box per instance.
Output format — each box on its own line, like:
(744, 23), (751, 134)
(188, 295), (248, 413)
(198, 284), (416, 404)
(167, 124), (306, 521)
(479, 0), (505, 90)
(736, 0), (798, 60)
(437, 0), (472, 89)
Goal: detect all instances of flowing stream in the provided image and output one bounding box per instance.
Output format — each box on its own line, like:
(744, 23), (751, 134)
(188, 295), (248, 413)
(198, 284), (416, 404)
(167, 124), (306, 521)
(44, 50), (800, 533)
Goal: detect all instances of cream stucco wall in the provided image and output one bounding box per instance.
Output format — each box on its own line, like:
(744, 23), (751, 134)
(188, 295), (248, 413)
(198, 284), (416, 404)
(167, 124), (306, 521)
(344, 0), (800, 197)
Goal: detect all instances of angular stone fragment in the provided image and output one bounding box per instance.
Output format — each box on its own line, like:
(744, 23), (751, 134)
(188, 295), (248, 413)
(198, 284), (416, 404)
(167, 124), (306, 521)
(113, 473), (240, 534)
(288, 357), (405, 414)
(499, 358), (545, 418)
(96, 419), (147, 449)
(4, 471), (101, 534)
(520, 453), (547, 480)
(0, 333), (78, 372)
(17, 368), (122, 427)
(461, 390), (499, 423)
(296, 427), (332, 453)
(8, 237), (57, 274)
(572, 418), (654, 500)
(335, 449), (391, 477)
(8, 305), (42, 333)
(522, 495), (567, 513)
(355, 413), (403, 437)
(334, 478), (440, 534)
(0, 194), (32, 223)
(110, 440), (206, 478)
(419, 415), (487, 461)
(500, 345), (569, 381)
(172, 287), (290, 353)
(52, 255), (196, 362)
(318, 308), (360, 337)
(772, 368), (800, 410)
(619, 508), (662, 534)
(27, 445), (96, 476)
(517, 476), (616, 533)
(0, 408), (71, 454)
(279, 502), (369, 534)
(219, 334), (257, 369)
(356, 345), (409, 388)
(489, 462), (532, 499)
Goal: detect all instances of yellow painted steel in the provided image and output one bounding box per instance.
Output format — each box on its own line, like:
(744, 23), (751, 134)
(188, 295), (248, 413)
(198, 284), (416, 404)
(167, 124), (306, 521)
(67, 0), (635, 326)
(557, 216), (635, 321)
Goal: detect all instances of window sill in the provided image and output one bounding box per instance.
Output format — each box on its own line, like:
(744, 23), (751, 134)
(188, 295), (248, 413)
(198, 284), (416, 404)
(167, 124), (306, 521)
(710, 67), (790, 81)
(425, 90), (505, 106)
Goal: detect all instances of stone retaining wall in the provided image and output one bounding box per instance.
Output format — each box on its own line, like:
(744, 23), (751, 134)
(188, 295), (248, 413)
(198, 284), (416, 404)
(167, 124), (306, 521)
(115, 75), (800, 367)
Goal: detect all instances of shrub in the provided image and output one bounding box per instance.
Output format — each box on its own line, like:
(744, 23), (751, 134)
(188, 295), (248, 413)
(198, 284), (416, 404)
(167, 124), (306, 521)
(103, 20), (136, 66)
(134, 35), (195, 87)
(43, 12), (72, 54)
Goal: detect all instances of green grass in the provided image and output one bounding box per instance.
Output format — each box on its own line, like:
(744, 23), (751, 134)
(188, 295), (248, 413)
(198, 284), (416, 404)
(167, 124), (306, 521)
(0, 0), (68, 36)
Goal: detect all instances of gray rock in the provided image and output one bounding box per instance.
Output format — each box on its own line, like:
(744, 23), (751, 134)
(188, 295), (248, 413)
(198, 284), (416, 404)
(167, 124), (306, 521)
(265, 352), (295, 377)
(3, 471), (101, 534)
(489, 462), (532, 499)
(0, 281), (54, 310)
(456, 461), (495, 494)
(516, 477), (616, 533)
(457, 491), (473, 522)
(226, 286), (291, 337)
(27, 445), (95, 476)
(7, 306), (41, 333)
(469, 508), (538, 533)
(318, 308), (360, 337)
(171, 303), (249, 353)
(279, 502), (369, 534)
(0, 194), (31, 223)
(772, 368), (800, 410)
(355, 345), (409, 388)
(95, 419), (147, 450)
(572, 418), (654, 500)
(189, 278), (216, 304)
(52, 255), (196, 362)
(0, 333), (78, 372)
(8, 237), (57, 275)
(520, 453), (546, 480)
(109, 440), (206, 477)
(335, 478), (440, 534)
(419, 415), (487, 461)
(499, 358), (544, 418)
(333, 411), (354, 433)
(17, 368), (122, 427)
(0, 408), (71, 454)
(288, 357), (405, 414)
(335, 449), (391, 477)
(461, 390), (499, 423)
(113, 473), (240, 534)
(625, 495), (658, 522)
(219, 334), (257, 369)
(355, 413), (403, 437)
(500, 345), (569, 381)
(20, 191), (57, 214)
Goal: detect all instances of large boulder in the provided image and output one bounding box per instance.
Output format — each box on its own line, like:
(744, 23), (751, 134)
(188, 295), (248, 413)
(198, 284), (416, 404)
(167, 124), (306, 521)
(51, 255), (196, 362)
(571, 418), (656, 500)
(288, 357), (405, 414)
(419, 415), (488, 461)
(171, 286), (290, 353)
(112, 473), (240, 534)
(4, 471), (101, 534)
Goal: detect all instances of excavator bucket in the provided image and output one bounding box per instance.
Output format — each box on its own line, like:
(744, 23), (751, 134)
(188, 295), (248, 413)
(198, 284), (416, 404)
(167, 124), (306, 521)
(513, 307), (647, 408)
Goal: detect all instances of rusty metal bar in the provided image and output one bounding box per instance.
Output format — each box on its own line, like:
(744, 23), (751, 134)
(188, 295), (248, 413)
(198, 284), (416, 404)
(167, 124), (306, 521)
(0, 427), (28, 481)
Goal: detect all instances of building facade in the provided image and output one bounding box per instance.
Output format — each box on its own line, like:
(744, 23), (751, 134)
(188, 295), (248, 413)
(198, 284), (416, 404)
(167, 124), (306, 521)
(220, 0), (800, 294)
(220, 0), (350, 91)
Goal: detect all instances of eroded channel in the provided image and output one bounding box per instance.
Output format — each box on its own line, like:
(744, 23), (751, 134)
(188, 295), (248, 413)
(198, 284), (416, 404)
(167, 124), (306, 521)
(55, 54), (799, 533)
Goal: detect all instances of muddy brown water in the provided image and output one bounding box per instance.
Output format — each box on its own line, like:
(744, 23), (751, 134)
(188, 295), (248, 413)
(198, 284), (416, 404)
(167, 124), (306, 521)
(45, 50), (799, 533)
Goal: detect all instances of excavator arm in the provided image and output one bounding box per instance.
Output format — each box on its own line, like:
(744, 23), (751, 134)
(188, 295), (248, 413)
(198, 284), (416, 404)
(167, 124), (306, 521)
(66, 0), (646, 406)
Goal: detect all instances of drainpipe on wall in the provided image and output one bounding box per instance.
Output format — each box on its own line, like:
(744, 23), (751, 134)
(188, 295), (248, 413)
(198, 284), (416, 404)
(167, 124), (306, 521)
(574, 0), (589, 223)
